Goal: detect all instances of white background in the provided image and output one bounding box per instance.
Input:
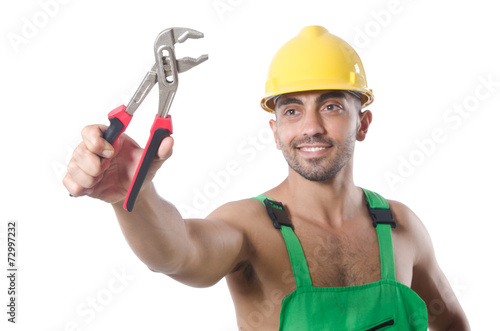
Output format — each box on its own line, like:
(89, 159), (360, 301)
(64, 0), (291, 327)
(1, 0), (499, 330)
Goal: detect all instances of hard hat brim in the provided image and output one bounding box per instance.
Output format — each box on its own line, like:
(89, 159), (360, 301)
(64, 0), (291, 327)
(260, 87), (374, 113)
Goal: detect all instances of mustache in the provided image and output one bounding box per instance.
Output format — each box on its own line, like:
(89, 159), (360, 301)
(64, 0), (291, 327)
(290, 135), (336, 148)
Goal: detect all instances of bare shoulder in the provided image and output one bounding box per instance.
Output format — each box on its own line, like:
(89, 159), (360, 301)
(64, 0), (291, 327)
(205, 196), (277, 273)
(207, 197), (268, 227)
(204, 197), (272, 245)
(387, 199), (433, 265)
(387, 200), (429, 234)
(387, 199), (424, 231)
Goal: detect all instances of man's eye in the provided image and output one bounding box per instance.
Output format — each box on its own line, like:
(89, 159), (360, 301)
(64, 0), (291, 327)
(284, 108), (297, 116)
(325, 104), (342, 112)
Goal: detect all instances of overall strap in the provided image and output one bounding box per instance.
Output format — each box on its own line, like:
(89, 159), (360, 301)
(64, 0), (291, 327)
(362, 188), (397, 282)
(253, 195), (312, 288)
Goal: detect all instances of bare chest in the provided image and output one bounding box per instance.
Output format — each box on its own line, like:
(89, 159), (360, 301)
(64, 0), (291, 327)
(295, 225), (382, 287)
(227, 215), (414, 330)
(227, 224), (390, 330)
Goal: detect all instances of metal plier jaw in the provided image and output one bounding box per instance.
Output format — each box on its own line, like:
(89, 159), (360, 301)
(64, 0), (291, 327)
(155, 27), (208, 117)
(102, 27), (208, 212)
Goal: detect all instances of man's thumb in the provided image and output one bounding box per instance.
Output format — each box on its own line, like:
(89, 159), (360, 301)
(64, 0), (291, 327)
(156, 136), (174, 161)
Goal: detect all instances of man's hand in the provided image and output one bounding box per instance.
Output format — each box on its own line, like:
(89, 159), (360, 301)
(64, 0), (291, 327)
(62, 123), (250, 289)
(63, 124), (173, 204)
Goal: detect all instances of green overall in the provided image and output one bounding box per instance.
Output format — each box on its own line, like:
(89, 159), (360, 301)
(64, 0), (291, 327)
(253, 189), (428, 330)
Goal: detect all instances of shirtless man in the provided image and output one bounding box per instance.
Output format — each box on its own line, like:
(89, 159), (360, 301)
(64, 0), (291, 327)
(63, 26), (470, 330)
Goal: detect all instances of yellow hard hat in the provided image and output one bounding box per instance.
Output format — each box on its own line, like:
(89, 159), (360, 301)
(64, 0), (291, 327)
(260, 26), (374, 112)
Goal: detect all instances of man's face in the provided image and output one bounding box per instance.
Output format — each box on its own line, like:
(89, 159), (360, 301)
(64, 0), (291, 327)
(270, 90), (367, 182)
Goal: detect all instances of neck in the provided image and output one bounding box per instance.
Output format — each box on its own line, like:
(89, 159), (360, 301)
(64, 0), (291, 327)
(272, 160), (363, 226)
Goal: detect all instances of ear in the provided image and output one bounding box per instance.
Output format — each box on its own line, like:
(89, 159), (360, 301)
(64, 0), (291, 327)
(356, 109), (373, 141)
(269, 118), (281, 150)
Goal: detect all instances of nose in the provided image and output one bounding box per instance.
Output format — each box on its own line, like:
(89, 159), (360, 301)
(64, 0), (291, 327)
(301, 109), (326, 137)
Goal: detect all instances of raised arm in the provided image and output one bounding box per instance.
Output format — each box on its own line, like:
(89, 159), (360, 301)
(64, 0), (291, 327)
(63, 124), (250, 287)
(113, 190), (251, 287)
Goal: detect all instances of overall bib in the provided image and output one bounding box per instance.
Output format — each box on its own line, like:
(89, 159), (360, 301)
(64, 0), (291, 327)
(253, 188), (428, 330)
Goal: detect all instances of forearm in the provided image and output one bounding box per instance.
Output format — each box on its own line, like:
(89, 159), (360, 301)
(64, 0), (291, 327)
(112, 183), (190, 274)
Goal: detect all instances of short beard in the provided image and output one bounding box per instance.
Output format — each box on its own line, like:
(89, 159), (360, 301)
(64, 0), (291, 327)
(280, 132), (356, 182)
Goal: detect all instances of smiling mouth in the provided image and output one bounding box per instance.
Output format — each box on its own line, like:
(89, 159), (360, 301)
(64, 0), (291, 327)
(298, 146), (330, 152)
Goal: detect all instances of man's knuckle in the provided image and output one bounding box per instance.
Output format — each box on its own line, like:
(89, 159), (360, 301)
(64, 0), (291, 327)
(79, 176), (95, 189)
(63, 174), (82, 196)
(72, 146), (83, 162)
(62, 173), (71, 189)
(81, 125), (105, 154)
(88, 162), (102, 177)
(81, 125), (93, 138)
(67, 160), (76, 174)
(90, 137), (106, 154)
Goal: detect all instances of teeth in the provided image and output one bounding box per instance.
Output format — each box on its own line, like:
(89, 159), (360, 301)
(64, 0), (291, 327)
(301, 147), (327, 152)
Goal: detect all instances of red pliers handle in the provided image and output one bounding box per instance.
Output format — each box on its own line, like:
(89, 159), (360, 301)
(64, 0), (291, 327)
(101, 27), (207, 212)
(102, 105), (132, 145)
(103, 106), (173, 212)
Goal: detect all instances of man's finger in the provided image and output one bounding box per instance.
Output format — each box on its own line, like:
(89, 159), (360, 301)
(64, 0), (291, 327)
(81, 124), (115, 158)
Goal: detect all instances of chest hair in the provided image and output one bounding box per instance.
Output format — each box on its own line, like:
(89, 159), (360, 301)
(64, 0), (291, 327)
(296, 226), (381, 287)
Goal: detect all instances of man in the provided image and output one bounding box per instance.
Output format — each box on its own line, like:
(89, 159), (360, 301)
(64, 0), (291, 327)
(63, 26), (470, 330)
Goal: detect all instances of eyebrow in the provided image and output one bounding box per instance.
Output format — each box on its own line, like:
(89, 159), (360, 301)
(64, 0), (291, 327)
(316, 91), (347, 104)
(276, 91), (347, 109)
(276, 97), (303, 109)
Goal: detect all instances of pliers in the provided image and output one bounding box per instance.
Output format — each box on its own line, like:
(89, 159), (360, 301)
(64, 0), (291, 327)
(102, 27), (208, 212)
